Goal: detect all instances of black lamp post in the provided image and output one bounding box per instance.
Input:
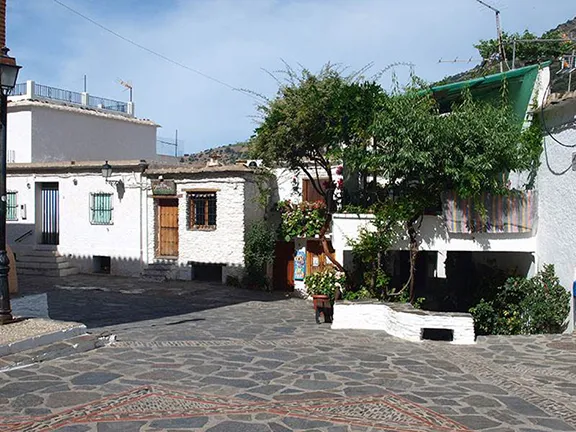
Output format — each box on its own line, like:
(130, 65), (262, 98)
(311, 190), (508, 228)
(0, 46), (21, 324)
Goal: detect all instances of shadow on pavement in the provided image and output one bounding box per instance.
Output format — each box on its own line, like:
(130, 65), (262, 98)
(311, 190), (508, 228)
(11, 274), (292, 329)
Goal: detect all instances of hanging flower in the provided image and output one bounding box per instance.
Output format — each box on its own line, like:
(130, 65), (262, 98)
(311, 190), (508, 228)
(335, 165), (343, 175)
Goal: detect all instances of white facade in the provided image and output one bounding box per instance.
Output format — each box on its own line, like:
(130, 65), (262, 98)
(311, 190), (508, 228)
(536, 96), (576, 331)
(8, 102), (158, 163)
(7, 162), (262, 282)
(8, 82), (158, 163)
(7, 162), (146, 276)
(144, 167), (263, 282)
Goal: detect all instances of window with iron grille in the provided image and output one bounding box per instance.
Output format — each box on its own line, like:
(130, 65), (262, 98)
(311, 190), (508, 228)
(90, 193), (113, 225)
(188, 192), (217, 229)
(6, 192), (17, 221)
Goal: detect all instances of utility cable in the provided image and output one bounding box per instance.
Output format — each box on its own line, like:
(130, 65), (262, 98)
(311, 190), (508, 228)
(51, 0), (263, 101)
(539, 74), (575, 175)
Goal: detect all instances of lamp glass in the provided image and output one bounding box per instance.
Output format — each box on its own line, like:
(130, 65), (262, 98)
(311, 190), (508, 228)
(101, 161), (112, 179)
(0, 64), (20, 93)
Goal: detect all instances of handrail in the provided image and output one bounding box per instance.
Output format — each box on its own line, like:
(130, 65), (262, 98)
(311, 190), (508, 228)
(14, 229), (33, 243)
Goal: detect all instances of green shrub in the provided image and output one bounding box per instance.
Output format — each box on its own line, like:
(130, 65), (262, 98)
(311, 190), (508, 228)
(243, 221), (276, 290)
(469, 264), (570, 335)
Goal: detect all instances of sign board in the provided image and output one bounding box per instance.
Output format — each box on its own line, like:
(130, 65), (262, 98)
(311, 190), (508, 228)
(294, 249), (306, 281)
(152, 179), (176, 196)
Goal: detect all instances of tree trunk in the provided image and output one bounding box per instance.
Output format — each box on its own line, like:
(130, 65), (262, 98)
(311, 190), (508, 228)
(406, 218), (419, 303)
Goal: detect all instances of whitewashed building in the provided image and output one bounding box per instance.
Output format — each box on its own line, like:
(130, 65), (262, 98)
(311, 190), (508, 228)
(7, 81), (158, 163)
(6, 160), (263, 283)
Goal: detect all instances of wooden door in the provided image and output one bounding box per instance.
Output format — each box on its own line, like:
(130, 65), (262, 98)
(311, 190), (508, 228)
(273, 241), (294, 291)
(306, 240), (335, 275)
(41, 183), (59, 245)
(157, 199), (179, 257)
(302, 178), (328, 203)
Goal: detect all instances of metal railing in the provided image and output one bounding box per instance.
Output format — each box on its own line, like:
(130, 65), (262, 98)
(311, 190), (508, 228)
(9, 83), (27, 96)
(88, 95), (128, 113)
(10, 82), (130, 114)
(14, 229), (33, 243)
(34, 83), (83, 104)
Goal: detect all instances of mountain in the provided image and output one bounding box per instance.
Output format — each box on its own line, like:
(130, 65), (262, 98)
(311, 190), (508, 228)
(182, 141), (251, 167)
(435, 17), (576, 93)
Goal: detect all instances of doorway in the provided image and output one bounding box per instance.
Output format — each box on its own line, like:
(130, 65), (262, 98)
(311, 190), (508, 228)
(156, 198), (179, 258)
(273, 241), (294, 291)
(40, 183), (59, 245)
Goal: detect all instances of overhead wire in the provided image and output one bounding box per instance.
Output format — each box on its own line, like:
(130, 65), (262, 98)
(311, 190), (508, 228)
(539, 73), (575, 175)
(51, 0), (263, 101)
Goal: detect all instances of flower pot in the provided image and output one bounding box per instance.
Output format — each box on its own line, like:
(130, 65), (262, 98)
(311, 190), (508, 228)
(312, 294), (333, 324)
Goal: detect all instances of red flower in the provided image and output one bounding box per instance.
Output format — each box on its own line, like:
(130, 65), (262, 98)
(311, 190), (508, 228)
(335, 165), (343, 175)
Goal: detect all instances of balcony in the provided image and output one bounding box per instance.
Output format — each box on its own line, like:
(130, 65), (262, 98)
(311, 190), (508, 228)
(331, 190), (537, 263)
(9, 81), (134, 116)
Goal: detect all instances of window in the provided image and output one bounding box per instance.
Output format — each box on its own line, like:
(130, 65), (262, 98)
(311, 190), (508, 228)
(6, 192), (17, 221)
(90, 193), (113, 225)
(188, 192), (216, 229)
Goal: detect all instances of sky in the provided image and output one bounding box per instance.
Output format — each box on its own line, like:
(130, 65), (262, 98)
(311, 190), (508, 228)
(6, 0), (576, 154)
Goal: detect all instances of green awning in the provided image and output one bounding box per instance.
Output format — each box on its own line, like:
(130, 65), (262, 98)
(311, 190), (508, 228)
(429, 62), (550, 121)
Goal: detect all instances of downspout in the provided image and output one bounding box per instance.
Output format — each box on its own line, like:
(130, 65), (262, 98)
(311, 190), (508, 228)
(138, 160), (148, 273)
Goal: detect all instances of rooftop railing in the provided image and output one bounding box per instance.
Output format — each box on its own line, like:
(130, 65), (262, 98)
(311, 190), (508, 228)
(9, 80), (133, 116)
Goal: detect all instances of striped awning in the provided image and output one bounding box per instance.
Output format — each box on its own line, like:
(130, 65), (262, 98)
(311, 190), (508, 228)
(442, 191), (536, 234)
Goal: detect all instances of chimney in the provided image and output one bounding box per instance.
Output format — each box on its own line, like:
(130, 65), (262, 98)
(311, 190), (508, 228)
(0, 0), (6, 49)
(206, 152), (222, 167)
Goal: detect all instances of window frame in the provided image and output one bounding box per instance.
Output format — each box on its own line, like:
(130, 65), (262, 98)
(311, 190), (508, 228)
(89, 192), (114, 225)
(187, 191), (217, 230)
(6, 191), (18, 221)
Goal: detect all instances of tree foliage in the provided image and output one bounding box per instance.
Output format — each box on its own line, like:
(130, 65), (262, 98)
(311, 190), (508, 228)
(475, 29), (575, 66)
(251, 64), (382, 205)
(252, 63), (543, 302)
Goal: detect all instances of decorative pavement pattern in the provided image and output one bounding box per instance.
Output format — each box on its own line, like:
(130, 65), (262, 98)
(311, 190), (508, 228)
(2, 274), (576, 431)
(0, 385), (470, 431)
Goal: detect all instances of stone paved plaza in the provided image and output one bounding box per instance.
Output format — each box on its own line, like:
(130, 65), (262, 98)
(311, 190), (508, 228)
(1, 274), (576, 431)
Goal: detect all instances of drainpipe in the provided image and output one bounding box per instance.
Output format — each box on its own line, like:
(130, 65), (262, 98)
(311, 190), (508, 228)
(138, 160), (148, 272)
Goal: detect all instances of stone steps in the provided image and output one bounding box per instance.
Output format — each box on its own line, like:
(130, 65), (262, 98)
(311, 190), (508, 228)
(15, 250), (79, 277)
(141, 261), (177, 281)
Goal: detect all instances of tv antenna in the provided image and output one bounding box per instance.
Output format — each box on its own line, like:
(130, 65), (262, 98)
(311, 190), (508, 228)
(475, 0), (507, 72)
(438, 57), (482, 64)
(117, 78), (133, 102)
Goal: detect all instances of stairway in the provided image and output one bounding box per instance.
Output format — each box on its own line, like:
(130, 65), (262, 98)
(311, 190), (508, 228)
(15, 250), (79, 277)
(141, 261), (177, 281)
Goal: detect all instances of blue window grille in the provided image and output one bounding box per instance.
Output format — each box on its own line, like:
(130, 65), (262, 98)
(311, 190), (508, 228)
(7, 192), (17, 221)
(90, 193), (113, 225)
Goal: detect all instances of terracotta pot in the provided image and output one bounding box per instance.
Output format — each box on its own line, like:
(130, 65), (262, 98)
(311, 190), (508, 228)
(312, 294), (331, 308)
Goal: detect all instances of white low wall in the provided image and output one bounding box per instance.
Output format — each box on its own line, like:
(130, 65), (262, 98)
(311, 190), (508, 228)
(332, 301), (475, 344)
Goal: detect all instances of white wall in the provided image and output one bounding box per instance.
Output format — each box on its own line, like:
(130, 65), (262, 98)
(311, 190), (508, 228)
(146, 175), (249, 281)
(7, 170), (144, 276)
(29, 105), (157, 162)
(332, 213), (537, 268)
(536, 99), (576, 331)
(7, 109), (32, 163)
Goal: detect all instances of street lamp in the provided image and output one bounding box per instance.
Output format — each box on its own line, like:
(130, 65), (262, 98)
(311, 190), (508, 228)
(0, 46), (21, 324)
(101, 161), (113, 180)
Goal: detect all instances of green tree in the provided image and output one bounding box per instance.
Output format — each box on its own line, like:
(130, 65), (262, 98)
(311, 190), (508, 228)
(251, 64), (383, 273)
(475, 30), (574, 66)
(344, 86), (540, 301)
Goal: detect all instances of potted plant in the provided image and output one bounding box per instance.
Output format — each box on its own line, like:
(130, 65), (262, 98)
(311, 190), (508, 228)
(305, 268), (344, 324)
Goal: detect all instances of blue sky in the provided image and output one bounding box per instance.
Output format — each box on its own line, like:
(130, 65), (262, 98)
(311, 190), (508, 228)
(6, 0), (576, 154)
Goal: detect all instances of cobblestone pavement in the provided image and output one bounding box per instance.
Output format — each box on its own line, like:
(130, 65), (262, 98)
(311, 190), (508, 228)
(1, 274), (575, 431)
